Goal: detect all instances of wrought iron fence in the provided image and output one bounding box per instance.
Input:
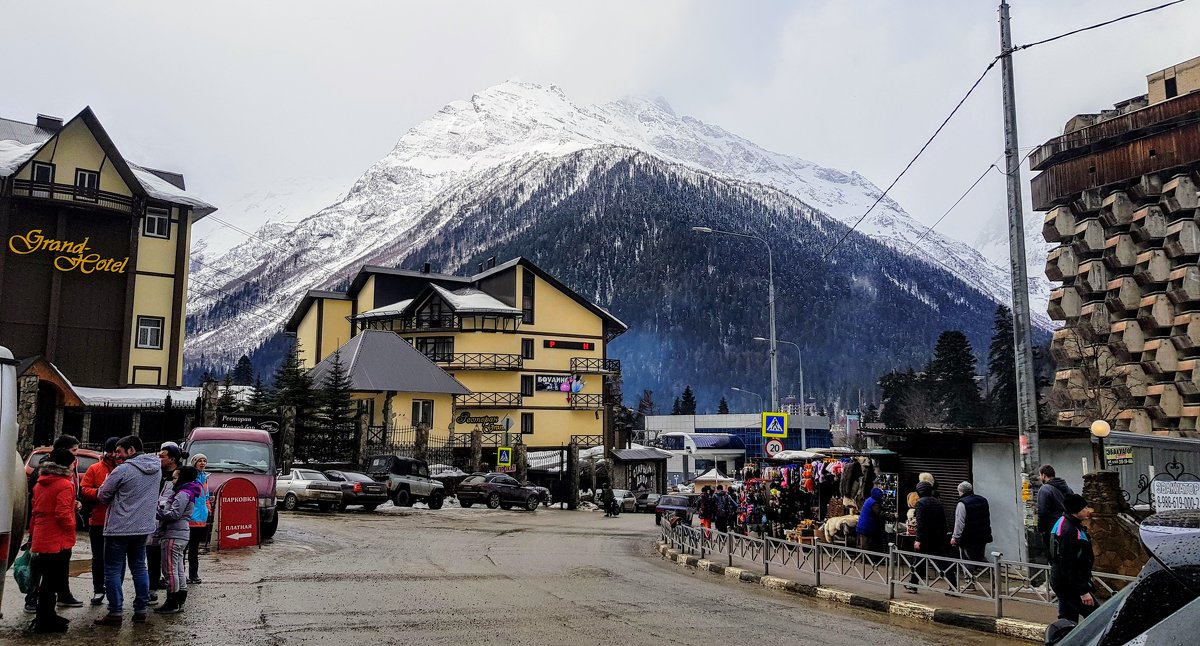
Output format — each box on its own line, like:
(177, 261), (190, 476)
(570, 434), (603, 448)
(656, 524), (1137, 619)
(458, 392), (522, 408)
(437, 353), (524, 370)
(569, 357), (622, 374)
(1122, 459), (1200, 508)
(13, 179), (134, 213)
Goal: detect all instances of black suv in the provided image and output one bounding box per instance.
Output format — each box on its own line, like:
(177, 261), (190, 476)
(457, 472), (541, 511)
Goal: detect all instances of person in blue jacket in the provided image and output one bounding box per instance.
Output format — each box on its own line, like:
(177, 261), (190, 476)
(186, 454), (211, 584)
(856, 487), (885, 552)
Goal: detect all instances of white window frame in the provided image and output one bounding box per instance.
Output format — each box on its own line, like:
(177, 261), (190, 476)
(144, 207), (171, 239)
(74, 169), (99, 201)
(136, 316), (165, 350)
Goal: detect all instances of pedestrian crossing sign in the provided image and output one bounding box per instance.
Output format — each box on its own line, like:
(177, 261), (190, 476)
(497, 447), (513, 467)
(761, 412), (788, 438)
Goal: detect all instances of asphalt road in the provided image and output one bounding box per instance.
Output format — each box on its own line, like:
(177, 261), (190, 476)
(0, 504), (1026, 645)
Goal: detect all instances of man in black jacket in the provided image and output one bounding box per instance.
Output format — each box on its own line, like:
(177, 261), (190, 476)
(1048, 494), (1096, 621)
(906, 481), (955, 592)
(1036, 465), (1073, 555)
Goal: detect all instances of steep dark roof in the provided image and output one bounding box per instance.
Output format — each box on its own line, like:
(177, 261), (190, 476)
(309, 330), (470, 395)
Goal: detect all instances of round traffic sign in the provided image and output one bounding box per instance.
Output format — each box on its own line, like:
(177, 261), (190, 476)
(764, 438), (784, 457)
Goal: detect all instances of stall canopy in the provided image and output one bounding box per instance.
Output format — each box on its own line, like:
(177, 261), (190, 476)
(692, 468), (734, 491)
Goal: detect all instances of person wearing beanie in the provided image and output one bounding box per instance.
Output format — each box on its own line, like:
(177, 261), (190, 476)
(856, 487), (885, 552)
(1048, 493), (1096, 622)
(951, 482), (992, 589)
(79, 437), (121, 606)
(28, 448), (77, 633)
(147, 442), (184, 603)
(186, 453), (211, 584)
(154, 466), (201, 614)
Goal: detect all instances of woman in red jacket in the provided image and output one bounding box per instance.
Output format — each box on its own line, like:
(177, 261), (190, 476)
(30, 447), (77, 634)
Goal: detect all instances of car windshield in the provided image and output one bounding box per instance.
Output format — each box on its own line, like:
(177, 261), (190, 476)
(463, 475), (485, 485)
(613, 490), (630, 498)
(188, 440), (271, 473)
(297, 470), (328, 480)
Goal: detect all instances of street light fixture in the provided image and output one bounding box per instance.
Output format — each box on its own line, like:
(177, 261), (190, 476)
(755, 336), (805, 449)
(1090, 419), (1111, 471)
(693, 226), (777, 410)
(730, 387), (764, 412)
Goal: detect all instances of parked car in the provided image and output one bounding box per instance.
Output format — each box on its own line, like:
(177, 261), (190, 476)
(276, 469), (344, 511)
(1050, 509), (1200, 646)
(364, 454), (445, 509)
(611, 489), (636, 513)
(654, 494), (697, 526)
(525, 483), (551, 507)
(24, 446), (101, 479)
(184, 427), (279, 539)
(634, 492), (661, 513)
(457, 473), (541, 511)
(324, 469), (389, 511)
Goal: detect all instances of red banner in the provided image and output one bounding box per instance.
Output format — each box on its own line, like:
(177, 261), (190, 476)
(214, 477), (260, 551)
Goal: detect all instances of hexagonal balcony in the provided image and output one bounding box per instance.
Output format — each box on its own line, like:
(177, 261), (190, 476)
(1137, 293), (1175, 331)
(1141, 338), (1179, 375)
(1161, 174), (1199, 216)
(1102, 233), (1137, 273)
(1167, 265), (1200, 305)
(1043, 206), (1075, 243)
(1046, 245), (1078, 282)
(1144, 383), (1183, 421)
(1130, 205), (1167, 244)
(1135, 249), (1172, 286)
(1170, 313), (1200, 355)
(1165, 220), (1200, 259)
(1108, 320), (1146, 361)
(1070, 219), (1106, 258)
(1104, 276), (1141, 314)
(1048, 287), (1082, 321)
(1098, 191), (1134, 228)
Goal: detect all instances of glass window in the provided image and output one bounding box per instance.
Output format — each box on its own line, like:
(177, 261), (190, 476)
(521, 412), (534, 434)
(463, 475), (485, 485)
(74, 169), (99, 200)
(522, 269), (535, 324)
(414, 337), (453, 362)
(412, 399), (434, 427)
(144, 207), (171, 239)
(31, 162), (54, 197)
(520, 375), (534, 397)
(521, 338), (534, 359)
(136, 316), (165, 349)
(186, 440), (272, 473)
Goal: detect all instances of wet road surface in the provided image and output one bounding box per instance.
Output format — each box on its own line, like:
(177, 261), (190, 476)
(1, 505), (1027, 645)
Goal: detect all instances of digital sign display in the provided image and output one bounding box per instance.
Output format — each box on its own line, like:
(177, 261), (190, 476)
(543, 340), (593, 350)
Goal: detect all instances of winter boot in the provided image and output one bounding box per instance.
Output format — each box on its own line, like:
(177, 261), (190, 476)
(154, 592), (180, 614)
(174, 590), (187, 612)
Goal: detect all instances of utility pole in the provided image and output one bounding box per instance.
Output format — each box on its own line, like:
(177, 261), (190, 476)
(999, 0), (1041, 553)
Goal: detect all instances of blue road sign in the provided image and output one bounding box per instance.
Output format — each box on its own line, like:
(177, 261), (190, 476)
(761, 412), (788, 438)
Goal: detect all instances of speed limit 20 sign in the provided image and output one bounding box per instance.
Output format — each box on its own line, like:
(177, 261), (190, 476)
(764, 438), (784, 458)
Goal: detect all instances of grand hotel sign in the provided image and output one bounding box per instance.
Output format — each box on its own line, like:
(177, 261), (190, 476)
(7, 229), (129, 274)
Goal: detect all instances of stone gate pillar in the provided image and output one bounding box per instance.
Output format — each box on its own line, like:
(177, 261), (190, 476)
(414, 424), (429, 463)
(201, 380), (219, 427)
(567, 441), (580, 510)
(515, 444), (528, 483)
(470, 429), (482, 473)
(280, 405), (296, 473)
(16, 375), (38, 456)
(1082, 470), (1146, 582)
(355, 414), (369, 467)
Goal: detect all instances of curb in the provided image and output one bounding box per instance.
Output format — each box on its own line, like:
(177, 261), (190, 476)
(655, 542), (1045, 642)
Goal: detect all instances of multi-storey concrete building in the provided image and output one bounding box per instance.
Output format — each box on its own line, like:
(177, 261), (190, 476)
(286, 257), (627, 449)
(1038, 56), (1200, 436)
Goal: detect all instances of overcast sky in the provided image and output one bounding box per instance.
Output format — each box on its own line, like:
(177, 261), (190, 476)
(3, 0), (1197, 252)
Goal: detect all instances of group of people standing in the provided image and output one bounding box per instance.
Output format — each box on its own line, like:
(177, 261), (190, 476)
(696, 485), (738, 532)
(903, 475), (993, 593)
(26, 434), (211, 633)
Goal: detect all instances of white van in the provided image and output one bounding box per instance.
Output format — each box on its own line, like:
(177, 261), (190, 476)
(0, 346), (24, 611)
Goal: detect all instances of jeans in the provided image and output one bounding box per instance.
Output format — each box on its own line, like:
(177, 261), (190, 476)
(89, 526), (106, 594)
(104, 534), (149, 616)
(34, 551), (70, 622)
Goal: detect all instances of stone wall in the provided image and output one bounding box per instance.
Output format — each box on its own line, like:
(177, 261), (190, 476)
(1082, 471), (1146, 581)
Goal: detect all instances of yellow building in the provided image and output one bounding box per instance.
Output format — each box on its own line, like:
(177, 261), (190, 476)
(0, 108), (215, 388)
(286, 258), (627, 449)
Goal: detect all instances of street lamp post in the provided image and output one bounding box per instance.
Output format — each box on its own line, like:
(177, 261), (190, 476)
(730, 387), (764, 412)
(755, 336), (804, 449)
(1090, 420), (1111, 471)
(693, 226), (778, 411)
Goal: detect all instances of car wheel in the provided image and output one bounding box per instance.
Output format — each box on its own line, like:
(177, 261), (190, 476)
(394, 489), (412, 507)
(525, 496), (539, 511)
(261, 510), (279, 539)
(486, 493), (501, 509)
(362, 504), (379, 512)
(427, 494), (444, 510)
(318, 502), (333, 512)
(282, 493), (298, 511)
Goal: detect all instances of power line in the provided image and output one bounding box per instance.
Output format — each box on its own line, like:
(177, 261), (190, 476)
(1010, 0), (1190, 53)
(820, 56), (1001, 262)
(902, 163), (999, 261)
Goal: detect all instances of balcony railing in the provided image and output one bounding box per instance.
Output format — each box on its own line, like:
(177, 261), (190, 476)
(436, 353), (524, 371)
(12, 179), (134, 214)
(568, 393), (616, 410)
(570, 357), (621, 374)
(457, 392), (522, 408)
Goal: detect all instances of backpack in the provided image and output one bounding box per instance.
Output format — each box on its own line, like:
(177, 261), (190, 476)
(700, 495), (717, 517)
(716, 493), (735, 518)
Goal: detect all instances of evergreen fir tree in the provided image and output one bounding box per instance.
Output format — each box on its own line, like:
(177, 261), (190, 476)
(248, 375), (272, 414)
(216, 373), (238, 411)
(928, 330), (985, 427)
(679, 386), (697, 415)
(718, 397), (729, 414)
(317, 350), (356, 429)
(272, 340), (317, 459)
(987, 305), (1018, 426)
(231, 355), (255, 386)
(671, 397), (682, 415)
(862, 403), (880, 424)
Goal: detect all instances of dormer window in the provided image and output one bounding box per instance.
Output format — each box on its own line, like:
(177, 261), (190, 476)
(144, 207), (171, 239)
(31, 162), (54, 197)
(74, 169), (99, 201)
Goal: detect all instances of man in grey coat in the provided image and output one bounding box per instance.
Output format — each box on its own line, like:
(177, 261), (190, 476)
(94, 436), (160, 626)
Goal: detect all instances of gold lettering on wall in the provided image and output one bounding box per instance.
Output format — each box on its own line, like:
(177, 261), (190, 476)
(7, 229), (129, 274)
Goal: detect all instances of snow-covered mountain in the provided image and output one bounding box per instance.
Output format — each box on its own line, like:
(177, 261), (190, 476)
(186, 81), (1049, 379)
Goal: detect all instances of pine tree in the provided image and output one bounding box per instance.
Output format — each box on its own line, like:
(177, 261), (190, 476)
(231, 355), (255, 386)
(248, 375), (272, 414)
(679, 386), (697, 415)
(987, 305), (1018, 426)
(216, 373), (239, 411)
(928, 330), (985, 427)
(671, 397), (682, 415)
(317, 350), (356, 429)
(862, 403), (880, 424)
(272, 340), (317, 459)
(718, 397), (729, 414)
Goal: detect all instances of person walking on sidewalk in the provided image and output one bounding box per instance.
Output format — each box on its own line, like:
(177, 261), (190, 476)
(186, 454), (211, 584)
(79, 437), (121, 606)
(856, 487), (885, 553)
(697, 487), (716, 535)
(95, 436), (161, 626)
(1037, 465), (1073, 557)
(155, 466), (201, 614)
(28, 448), (78, 634)
(714, 485), (735, 533)
(1049, 494), (1097, 622)
(906, 481), (954, 592)
(950, 481), (992, 590)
